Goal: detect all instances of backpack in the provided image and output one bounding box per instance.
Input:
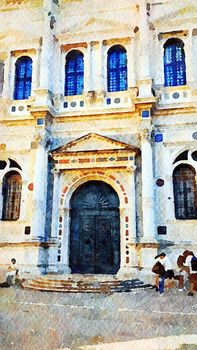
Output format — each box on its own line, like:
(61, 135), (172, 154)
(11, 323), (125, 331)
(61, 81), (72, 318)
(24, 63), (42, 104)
(152, 261), (166, 276)
(177, 255), (185, 268)
(191, 256), (197, 271)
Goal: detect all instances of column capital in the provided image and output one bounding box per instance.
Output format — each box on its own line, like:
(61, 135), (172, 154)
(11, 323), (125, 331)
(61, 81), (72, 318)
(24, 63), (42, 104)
(125, 166), (136, 174)
(139, 127), (153, 142)
(51, 168), (60, 175)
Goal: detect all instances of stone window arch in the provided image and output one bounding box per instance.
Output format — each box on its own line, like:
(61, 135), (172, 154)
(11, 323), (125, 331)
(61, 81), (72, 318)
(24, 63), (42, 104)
(2, 171), (22, 221)
(173, 164), (197, 220)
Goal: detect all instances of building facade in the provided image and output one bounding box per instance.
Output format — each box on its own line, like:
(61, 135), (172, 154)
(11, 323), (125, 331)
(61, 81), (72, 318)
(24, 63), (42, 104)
(0, 0), (197, 276)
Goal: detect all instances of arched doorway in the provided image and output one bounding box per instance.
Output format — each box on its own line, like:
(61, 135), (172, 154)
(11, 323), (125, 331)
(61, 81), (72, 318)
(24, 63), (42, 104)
(69, 181), (120, 274)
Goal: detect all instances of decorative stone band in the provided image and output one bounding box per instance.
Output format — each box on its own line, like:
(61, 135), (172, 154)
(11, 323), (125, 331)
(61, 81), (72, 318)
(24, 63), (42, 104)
(0, 242), (59, 248)
(61, 42), (88, 52)
(128, 242), (159, 269)
(128, 242), (159, 248)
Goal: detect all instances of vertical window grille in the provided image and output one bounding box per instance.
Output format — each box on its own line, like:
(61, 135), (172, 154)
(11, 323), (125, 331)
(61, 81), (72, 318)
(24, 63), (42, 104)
(2, 171), (22, 221)
(14, 56), (32, 100)
(107, 45), (127, 92)
(173, 165), (197, 220)
(164, 39), (186, 87)
(65, 50), (84, 96)
(0, 60), (4, 97)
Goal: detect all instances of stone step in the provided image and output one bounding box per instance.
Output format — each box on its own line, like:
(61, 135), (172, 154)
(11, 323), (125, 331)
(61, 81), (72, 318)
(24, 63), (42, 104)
(23, 277), (152, 293)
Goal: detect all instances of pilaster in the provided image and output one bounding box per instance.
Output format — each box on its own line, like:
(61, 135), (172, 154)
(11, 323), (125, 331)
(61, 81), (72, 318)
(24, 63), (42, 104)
(91, 41), (104, 92)
(137, 0), (152, 97)
(140, 127), (156, 242)
(127, 39), (136, 87)
(31, 142), (48, 241)
(50, 169), (60, 239)
(0, 179), (3, 220)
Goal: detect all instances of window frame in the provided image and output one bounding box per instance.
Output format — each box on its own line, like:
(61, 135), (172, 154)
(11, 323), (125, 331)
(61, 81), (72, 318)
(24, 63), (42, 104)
(173, 164), (197, 220)
(64, 49), (84, 96)
(163, 38), (186, 87)
(107, 44), (128, 93)
(2, 170), (22, 221)
(13, 55), (33, 100)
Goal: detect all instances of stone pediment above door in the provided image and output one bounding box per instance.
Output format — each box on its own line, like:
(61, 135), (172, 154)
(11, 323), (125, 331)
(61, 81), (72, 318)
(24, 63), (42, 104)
(53, 133), (138, 153)
(51, 133), (139, 170)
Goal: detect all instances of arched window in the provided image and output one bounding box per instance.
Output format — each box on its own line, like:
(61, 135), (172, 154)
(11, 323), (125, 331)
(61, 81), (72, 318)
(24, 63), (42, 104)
(107, 45), (127, 92)
(14, 56), (32, 100)
(2, 171), (22, 221)
(65, 50), (84, 96)
(173, 164), (197, 220)
(164, 39), (186, 87)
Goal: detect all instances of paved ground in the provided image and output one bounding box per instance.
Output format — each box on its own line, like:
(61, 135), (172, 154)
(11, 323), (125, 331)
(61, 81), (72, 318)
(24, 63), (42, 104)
(0, 283), (197, 350)
(0, 268), (197, 350)
(79, 335), (197, 350)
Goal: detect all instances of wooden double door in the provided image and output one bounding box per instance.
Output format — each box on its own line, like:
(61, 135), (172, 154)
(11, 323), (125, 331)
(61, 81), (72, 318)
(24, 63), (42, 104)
(69, 181), (120, 274)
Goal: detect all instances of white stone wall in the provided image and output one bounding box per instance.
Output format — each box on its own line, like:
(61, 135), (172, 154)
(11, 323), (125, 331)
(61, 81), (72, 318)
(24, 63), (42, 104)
(0, 0), (197, 272)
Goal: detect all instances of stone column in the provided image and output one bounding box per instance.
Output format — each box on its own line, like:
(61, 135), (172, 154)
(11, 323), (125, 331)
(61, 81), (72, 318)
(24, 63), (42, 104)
(50, 169), (60, 240)
(39, 37), (52, 91)
(0, 179), (3, 220)
(47, 169), (61, 273)
(141, 128), (156, 242)
(49, 39), (61, 110)
(185, 31), (193, 85)
(129, 167), (137, 242)
(35, 0), (54, 106)
(127, 40), (136, 88)
(8, 53), (15, 99)
(91, 41), (104, 92)
(1, 54), (10, 99)
(84, 43), (91, 92)
(138, 0), (150, 79)
(137, 0), (152, 97)
(32, 143), (48, 241)
(61, 207), (71, 274)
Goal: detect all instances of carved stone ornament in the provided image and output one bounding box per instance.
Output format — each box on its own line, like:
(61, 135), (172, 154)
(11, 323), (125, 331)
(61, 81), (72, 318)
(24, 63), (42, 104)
(141, 128), (151, 141)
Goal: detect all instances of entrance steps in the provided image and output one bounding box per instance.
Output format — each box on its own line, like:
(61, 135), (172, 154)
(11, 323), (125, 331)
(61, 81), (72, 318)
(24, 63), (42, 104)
(22, 274), (152, 293)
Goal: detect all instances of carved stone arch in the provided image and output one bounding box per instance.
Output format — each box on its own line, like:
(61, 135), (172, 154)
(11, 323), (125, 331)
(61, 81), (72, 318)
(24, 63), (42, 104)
(60, 171), (128, 210)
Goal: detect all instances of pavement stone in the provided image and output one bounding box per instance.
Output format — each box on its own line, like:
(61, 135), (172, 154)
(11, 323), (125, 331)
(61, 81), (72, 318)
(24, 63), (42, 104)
(0, 269), (197, 350)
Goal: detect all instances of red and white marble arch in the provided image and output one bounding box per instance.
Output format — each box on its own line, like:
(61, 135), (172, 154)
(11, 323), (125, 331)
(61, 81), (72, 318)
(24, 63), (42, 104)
(60, 170), (129, 209)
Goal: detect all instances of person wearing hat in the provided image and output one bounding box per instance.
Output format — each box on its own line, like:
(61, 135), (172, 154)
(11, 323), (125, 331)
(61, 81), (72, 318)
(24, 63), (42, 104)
(154, 253), (174, 294)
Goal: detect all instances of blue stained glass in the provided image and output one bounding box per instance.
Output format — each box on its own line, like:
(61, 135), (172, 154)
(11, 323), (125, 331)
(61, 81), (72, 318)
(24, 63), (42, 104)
(14, 56), (32, 100)
(107, 45), (128, 92)
(65, 50), (84, 96)
(164, 40), (186, 87)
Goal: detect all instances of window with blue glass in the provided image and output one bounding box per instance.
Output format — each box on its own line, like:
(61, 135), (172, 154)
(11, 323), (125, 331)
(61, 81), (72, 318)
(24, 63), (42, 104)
(107, 45), (127, 92)
(65, 50), (84, 96)
(14, 56), (32, 100)
(164, 39), (186, 87)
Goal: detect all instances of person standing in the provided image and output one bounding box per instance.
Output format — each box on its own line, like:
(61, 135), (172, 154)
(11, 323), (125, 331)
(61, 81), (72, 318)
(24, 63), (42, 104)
(154, 253), (174, 295)
(183, 251), (197, 296)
